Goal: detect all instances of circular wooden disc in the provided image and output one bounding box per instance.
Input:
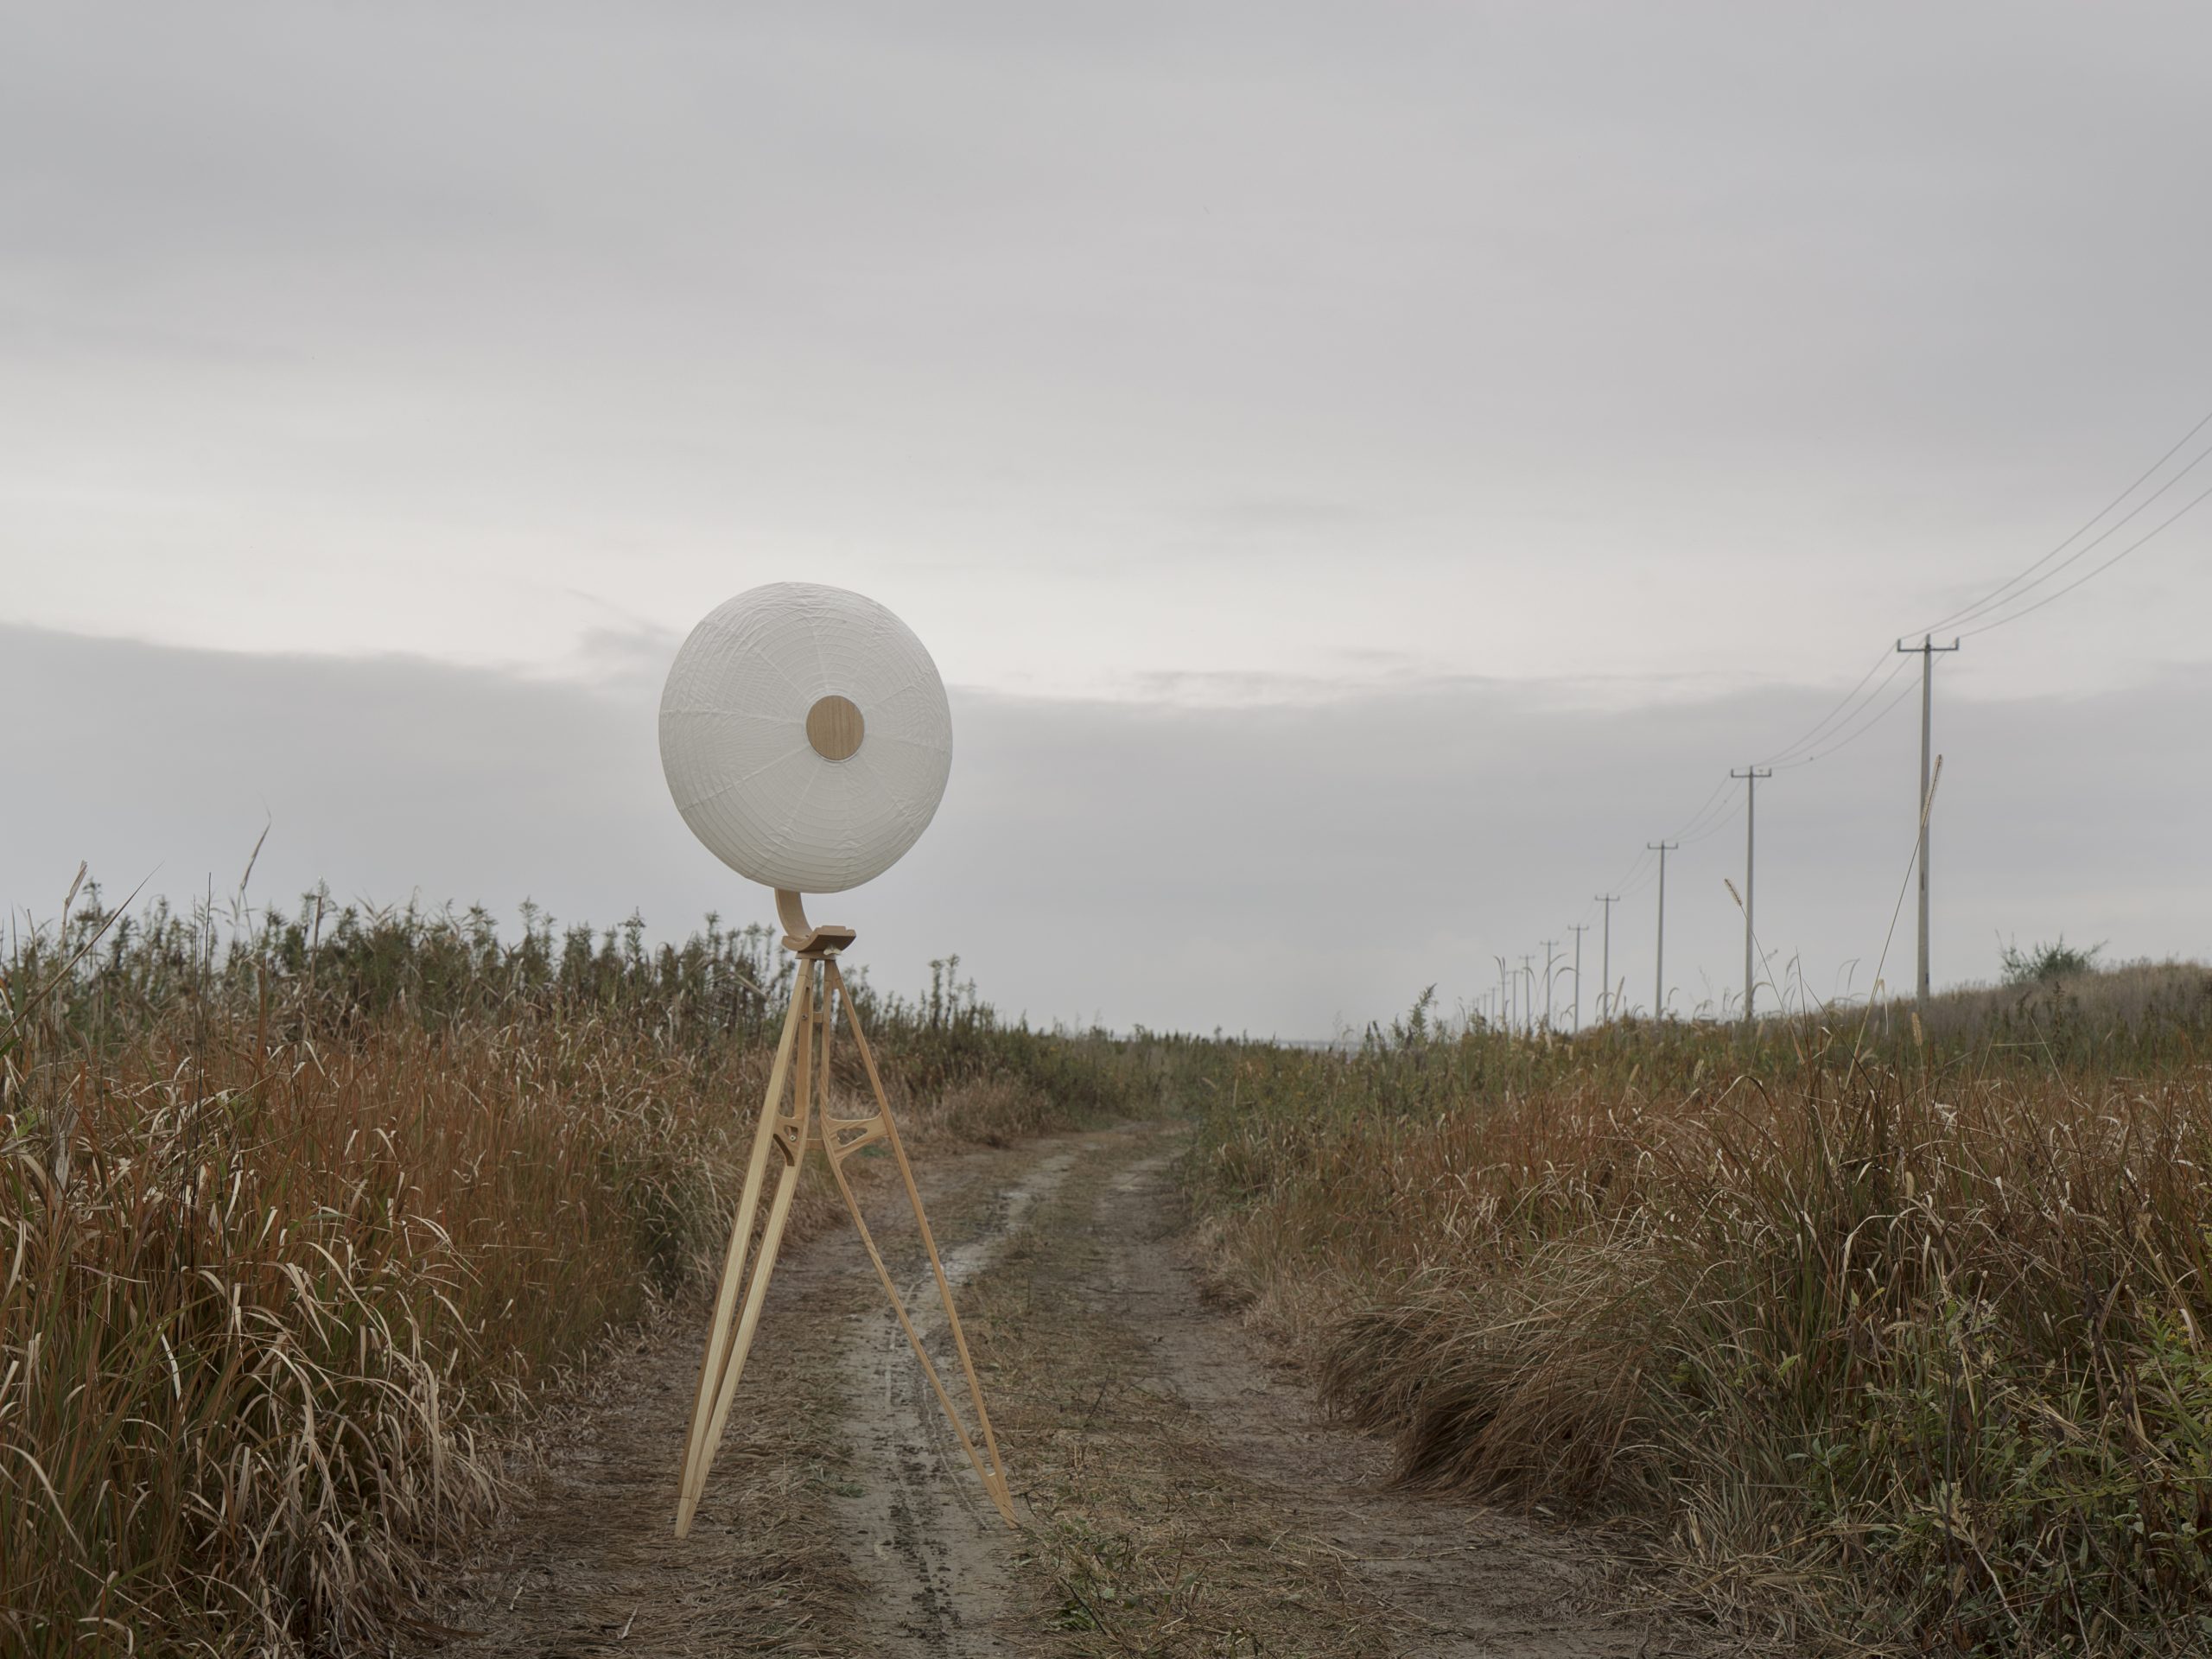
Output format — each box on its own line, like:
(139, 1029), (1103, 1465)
(805, 694), (865, 760)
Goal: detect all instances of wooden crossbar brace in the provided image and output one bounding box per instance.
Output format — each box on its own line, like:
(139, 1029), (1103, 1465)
(674, 931), (1015, 1537)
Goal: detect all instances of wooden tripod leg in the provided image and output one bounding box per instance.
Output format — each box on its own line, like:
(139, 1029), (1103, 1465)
(819, 961), (1016, 1527)
(674, 968), (815, 1537)
(676, 981), (801, 1525)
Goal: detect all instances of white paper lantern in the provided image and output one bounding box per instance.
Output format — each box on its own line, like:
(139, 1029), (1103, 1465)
(658, 583), (953, 893)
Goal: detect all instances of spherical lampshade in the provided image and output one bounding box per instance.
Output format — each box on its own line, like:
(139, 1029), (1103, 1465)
(658, 583), (953, 893)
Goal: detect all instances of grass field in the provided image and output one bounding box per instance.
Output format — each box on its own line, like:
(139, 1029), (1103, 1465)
(12, 874), (2210, 1656)
(1187, 963), (2212, 1656)
(0, 882), (1154, 1656)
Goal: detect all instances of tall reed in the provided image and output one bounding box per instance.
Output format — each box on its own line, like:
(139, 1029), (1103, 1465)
(1, 884), (1147, 1656)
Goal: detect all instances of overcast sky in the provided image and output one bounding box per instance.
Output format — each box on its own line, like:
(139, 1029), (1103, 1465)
(4, 3), (2209, 1033)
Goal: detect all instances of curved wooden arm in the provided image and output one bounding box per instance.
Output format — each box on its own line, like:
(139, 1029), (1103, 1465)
(775, 888), (856, 957)
(775, 888), (811, 942)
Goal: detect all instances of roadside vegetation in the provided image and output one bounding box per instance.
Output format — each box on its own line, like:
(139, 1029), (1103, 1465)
(0, 874), (1157, 1657)
(1188, 955), (2212, 1656)
(15, 866), (2207, 1659)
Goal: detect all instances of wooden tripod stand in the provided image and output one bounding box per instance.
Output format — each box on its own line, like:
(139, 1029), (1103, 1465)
(673, 890), (1015, 1537)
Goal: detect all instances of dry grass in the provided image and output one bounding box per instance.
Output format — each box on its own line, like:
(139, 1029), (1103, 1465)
(1192, 975), (2212, 1656)
(0, 885), (1145, 1656)
(3, 1015), (755, 1652)
(1860, 960), (2212, 1069)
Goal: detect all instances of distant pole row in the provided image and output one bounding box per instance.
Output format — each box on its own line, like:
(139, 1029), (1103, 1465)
(1493, 636), (1962, 1036)
(1617, 638), (1956, 1027)
(1503, 396), (2212, 1034)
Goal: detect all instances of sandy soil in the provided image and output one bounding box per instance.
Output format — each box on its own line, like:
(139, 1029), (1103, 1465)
(409, 1122), (1720, 1658)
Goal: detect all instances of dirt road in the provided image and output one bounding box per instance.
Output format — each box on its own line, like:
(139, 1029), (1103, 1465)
(416, 1122), (1715, 1657)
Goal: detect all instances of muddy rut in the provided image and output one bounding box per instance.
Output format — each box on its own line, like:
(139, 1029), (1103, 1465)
(830, 1147), (1077, 1653)
(414, 1123), (1719, 1657)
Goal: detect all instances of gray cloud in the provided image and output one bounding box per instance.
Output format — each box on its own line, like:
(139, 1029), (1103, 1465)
(4, 6), (2209, 1029)
(5, 625), (2202, 1037)
(5, 3), (2212, 704)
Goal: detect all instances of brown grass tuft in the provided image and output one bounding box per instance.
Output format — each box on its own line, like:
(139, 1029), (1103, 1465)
(1193, 980), (2212, 1654)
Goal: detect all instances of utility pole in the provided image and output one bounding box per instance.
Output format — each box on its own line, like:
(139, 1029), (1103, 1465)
(1729, 766), (1772, 1027)
(1647, 842), (1678, 1020)
(1566, 923), (1588, 1031)
(1896, 634), (1960, 1014)
(1541, 940), (1559, 1033)
(1494, 956), (1511, 1035)
(1594, 894), (1618, 1022)
(1519, 955), (1535, 1036)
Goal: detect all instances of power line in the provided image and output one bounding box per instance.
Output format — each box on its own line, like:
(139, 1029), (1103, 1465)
(1598, 844), (1657, 906)
(1957, 474), (2212, 639)
(1663, 776), (1734, 843)
(1905, 405), (2212, 639)
(1677, 792), (1745, 848)
(1771, 666), (1921, 770)
(1936, 436), (2212, 634)
(1659, 651), (1914, 868)
(1756, 647), (1907, 768)
(1544, 400), (2209, 1021)
(1619, 851), (1666, 900)
(1752, 405), (2212, 778)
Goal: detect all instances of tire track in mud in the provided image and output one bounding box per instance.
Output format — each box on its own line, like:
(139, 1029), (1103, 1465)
(405, 1139), (1052, 1658)
(830, 1147), (1078, 1656)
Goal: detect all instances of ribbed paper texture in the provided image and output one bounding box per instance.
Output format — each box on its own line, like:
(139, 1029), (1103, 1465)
(658, 583), (954, 893)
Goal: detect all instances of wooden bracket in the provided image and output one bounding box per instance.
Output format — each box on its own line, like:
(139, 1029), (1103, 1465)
(674, 926), (1016, 1538)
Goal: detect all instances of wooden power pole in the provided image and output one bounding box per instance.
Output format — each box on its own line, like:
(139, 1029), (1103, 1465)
(1594, 894), (1618, 1022)
(1646, 842), (1678, 1020)
(1730, 766), (1772, 1025)
(1896, 635), (1960, 1013)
